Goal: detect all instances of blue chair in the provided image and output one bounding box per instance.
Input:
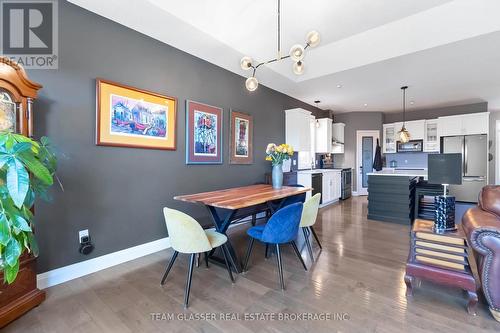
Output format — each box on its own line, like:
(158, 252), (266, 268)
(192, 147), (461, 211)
(242, 202), (306, 290)
(265, 184), (306, 258)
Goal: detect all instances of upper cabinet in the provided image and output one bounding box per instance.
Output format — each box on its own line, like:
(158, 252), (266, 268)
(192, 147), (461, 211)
(315, 118), (332, 153)
(332, 122), (345, 154)
(437, 112), (489, 137)
(285, 108), (313, 152)
(424, 119), (439, 152)
(383, 123), (396, 153)
(405, 120), (425, 140)
(332, 123), (345, 143)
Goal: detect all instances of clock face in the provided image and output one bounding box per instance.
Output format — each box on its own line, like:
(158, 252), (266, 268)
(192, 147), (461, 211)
(0, 91), (16, 133)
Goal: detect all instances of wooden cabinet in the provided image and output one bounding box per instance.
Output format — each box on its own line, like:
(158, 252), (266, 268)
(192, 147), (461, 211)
(315, 118), (332, 153)
(383, 124), (396, 153)
(437, 112), (489, 137)
(0, 58), (45, 328)
(285, 108), (313, 152)
(424, 119), (439, 152)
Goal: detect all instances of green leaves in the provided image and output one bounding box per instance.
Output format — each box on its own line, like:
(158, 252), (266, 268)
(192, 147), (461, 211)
(7, 158), (29, 208)
(4, 260), (19, 284)
(0, 214), (9, 246)
(4, 238), (21, 267)
(0, 132), (58, 283)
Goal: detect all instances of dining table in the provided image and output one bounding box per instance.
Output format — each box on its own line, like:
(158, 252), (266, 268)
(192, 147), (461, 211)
(174, 184), (311, 273)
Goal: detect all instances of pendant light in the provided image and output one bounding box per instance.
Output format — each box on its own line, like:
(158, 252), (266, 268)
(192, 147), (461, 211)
(241, 0), (320, 91)
(398, 86), (411, 143)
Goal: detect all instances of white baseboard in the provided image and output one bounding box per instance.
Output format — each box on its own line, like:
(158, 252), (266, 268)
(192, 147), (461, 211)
(36, 212), (266, 290)
(37, 237), (170, 290)
(352, 191), (359, 196)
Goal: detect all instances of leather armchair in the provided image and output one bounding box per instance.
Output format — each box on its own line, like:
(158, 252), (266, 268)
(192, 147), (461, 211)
(462, 185), (500, 321)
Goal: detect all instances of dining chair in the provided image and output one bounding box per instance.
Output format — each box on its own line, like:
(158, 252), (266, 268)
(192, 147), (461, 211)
(242, 202), (306, 290)
(161, 208), (236, 308)
(265, 184), (306, 258)
(300, 193), (322, 261)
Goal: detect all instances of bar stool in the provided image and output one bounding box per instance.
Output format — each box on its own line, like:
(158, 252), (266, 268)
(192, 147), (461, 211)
(299, 193), (322, 261)
(242, 202), (306, 290)
(161, 208), (235, 308)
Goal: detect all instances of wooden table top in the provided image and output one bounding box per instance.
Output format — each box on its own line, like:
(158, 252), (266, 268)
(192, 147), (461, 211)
(174, 184), (312, 210)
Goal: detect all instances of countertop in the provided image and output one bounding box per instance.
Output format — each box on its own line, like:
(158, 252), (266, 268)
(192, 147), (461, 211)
(297, 169), (343, 174)
(367, 168), (428, 179)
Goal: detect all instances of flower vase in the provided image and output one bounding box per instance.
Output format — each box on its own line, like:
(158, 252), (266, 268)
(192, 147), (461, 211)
(272, 163), (284, 189)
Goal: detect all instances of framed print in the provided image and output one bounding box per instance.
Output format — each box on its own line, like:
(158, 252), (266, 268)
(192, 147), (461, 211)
(96, 79), (177, 150)
(186, 100), (223, 164)
(229, 110), (253, 164)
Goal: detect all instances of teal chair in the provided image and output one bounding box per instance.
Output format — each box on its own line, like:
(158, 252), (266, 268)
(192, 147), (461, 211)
(161, 208), (235, 308)
(300, 193), (322, 261)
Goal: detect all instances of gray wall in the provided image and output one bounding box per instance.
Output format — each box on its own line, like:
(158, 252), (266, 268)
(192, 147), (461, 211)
(27, 1), (321, 273)
(333, 112), (384, 191)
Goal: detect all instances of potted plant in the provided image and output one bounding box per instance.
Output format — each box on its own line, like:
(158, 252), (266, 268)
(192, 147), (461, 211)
(265, 143), (294, 189)
(0, 132), (57, 283)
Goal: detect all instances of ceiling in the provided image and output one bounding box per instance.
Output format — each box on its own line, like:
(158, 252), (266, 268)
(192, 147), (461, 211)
(69, 0), (500, 113)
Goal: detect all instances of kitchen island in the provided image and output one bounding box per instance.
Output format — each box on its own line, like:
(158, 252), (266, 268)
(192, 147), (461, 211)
(367, 169), (426, 224)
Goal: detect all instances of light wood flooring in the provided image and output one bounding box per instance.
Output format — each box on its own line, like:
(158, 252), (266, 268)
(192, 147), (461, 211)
(4, 197), (499, 332)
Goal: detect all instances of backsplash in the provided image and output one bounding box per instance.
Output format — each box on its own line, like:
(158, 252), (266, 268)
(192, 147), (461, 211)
(384, 152), (437, 169)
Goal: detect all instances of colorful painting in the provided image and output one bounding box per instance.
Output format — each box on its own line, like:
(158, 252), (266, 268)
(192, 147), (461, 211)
(229, 110), (253, 164)
(110, 95), (167, 138)
(186, 100), (222, 164)
(96, 79), (177, 150)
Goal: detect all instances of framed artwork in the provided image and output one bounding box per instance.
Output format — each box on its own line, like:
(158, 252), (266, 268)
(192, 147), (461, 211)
(96, 79), (177, 150)
(186, 100), (223, 164)
(229, 110), (253, 164)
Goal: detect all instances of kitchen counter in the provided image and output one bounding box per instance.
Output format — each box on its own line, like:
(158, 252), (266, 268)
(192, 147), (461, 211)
(297, 169), (342, 174)
(367, 172), (419, 224)
(367, 168), (427, 180)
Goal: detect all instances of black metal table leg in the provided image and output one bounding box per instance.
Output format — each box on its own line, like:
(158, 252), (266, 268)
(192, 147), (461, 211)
(205, 206), (242, 273)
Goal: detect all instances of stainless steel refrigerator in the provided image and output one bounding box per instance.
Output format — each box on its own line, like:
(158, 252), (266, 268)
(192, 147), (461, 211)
(442, 134), (487, 202)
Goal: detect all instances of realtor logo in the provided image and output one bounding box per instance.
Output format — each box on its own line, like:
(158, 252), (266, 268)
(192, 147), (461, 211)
(0, 0), (58, 69)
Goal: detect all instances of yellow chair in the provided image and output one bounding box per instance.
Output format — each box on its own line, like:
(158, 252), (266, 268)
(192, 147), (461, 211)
(161, 208), (235, 308)
(299, 193), (322, 261)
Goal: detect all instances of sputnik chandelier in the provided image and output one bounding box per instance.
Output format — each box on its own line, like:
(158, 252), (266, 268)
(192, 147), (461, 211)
(240, 0), (320, 91)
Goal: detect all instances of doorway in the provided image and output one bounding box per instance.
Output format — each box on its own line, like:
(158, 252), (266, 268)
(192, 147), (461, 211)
(356, 130), (380, 195)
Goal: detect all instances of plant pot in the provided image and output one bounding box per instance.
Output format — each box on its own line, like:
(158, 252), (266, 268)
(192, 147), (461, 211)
(272, 163), (284, 189)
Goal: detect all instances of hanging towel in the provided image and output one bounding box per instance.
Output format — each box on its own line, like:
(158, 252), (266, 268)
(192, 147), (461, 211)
(373, 138), (383, 171)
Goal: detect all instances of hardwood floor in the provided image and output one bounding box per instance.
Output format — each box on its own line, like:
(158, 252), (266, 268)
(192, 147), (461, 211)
(4, 197), (499, 332)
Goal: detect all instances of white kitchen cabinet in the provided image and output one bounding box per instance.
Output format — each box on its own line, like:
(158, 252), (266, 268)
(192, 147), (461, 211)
(383, 124), (396, 153)
(332, 123), (345, 143)
(315, 118), (332, 153)
(285, 108), (313, 152)
(461, 112), (489, 135)
(438, 112), (489, 137)
(405, 120), (425, 140)
(424, 119), (439, 152)
(297, 172), (312, 201)
(331, 122), (345, 154)
(321, 172), (332, 203)
(321, 171), (341, 205)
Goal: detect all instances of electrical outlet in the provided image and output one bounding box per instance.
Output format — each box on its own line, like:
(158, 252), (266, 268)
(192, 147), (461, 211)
(292, 160), (297, 166)
(79, 229), (89, 243)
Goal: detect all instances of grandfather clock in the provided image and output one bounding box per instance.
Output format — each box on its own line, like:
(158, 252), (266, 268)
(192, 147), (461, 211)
(0, 58), (45, 327)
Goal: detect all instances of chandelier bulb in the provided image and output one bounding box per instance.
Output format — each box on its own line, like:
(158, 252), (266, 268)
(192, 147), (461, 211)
(289, 44), (305, 62)
(245, 76), (259, 91)
(240, 56), (253, 70)
(306, 30), (320, 47)
(293, 61), (304, 75)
